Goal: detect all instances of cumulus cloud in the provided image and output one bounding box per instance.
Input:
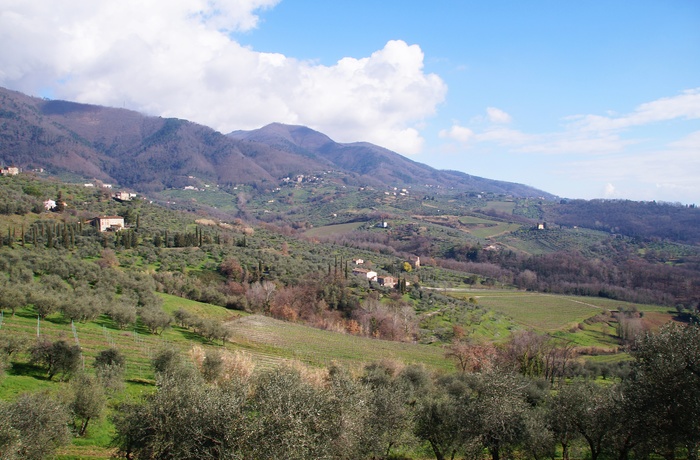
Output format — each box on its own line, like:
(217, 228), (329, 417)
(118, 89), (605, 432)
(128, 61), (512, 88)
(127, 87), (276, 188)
(486, 107), (512, 124)
(439, 124), (474, 143)
(440, 89), (700, 156)
(0, 1), (446, 154)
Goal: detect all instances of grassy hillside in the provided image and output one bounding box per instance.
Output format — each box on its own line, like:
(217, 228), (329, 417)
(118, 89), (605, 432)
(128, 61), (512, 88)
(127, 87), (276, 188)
(0, 173), (694, 459)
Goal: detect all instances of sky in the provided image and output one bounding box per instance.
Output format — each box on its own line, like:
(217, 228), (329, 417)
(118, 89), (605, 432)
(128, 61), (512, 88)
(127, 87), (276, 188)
(1, 1), (699, 203)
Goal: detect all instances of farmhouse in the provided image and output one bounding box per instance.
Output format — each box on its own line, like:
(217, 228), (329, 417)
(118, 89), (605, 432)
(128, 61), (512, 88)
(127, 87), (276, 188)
(113, 191), (137, 202)
(408, 255), (421, 269)
(377, 275), (396, 288)
(352, 268), (377, 281)
(1, 166), (19, 176)
(92, 216), (125, 232)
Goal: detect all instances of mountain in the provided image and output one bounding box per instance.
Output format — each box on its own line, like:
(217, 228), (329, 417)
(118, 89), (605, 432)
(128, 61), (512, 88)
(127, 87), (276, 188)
(229, 123), (553, 197)
(0, 86), (553, 198)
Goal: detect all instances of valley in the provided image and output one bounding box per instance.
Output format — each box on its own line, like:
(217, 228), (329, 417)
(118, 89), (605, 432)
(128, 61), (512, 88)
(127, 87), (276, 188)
(0, 87), (699, 459)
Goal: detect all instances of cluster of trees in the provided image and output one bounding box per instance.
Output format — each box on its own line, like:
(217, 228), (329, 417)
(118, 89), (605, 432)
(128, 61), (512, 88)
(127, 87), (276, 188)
(111, 323), (700, 460)
(5, 324), (693, 460)
(547, 199), (700, 244)
(0, 246), (171, 336)
(0, 344), (126, 459)
(438, 241), (700, 308)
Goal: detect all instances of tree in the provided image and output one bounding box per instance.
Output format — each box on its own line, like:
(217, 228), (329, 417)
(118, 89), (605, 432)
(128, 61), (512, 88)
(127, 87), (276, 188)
(360, 361), (417, 458)
(446, 339), (497, 374)
(108, 300), (137, 330)
(2, 391), (71, 460)
(140, 304), (171, 335)
(547, 383), (583, 460)
(414, 376), (473, 460)
(521, 406), (556, 460)
(152, 347), (188, 378)
(556, 379), (616, 460)
(112, 372), (247, 459)
(61, 293), (104, 323)
(219, 257), (244, 281)
(469, 369), (530, 460)
(71, 373), (106, 436)
(93, 348), (126, 393)
(30, 339), (82, 381)
(29, 291), (61, 319)
(0, 285), (27, 317)
(623, 323), (700, 458)
(201, 348), (224, 383)
(245, 366), (339, 460)
(0, 404), (21, 460)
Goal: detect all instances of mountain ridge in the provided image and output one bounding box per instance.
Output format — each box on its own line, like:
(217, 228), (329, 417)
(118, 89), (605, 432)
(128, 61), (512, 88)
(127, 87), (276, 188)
(0, 86), (554, 198)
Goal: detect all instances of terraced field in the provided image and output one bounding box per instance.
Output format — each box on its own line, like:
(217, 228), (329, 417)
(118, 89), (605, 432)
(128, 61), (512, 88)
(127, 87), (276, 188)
(226, 315), (453, 372)
(443, 289), (675, 348)
(303, 221), (365, 238)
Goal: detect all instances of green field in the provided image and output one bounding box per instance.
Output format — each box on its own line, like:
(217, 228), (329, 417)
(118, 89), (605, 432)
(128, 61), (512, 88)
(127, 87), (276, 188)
(483, 201), (516, 214)
(470, 222), (522, 239)
(227, 314), (453, 372)
(443, 289), (675, 348)
(303, 221), (365, 238)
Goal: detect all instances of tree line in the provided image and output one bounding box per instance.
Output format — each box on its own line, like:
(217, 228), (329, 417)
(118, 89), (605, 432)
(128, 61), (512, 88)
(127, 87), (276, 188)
(1, 322), (696, 459)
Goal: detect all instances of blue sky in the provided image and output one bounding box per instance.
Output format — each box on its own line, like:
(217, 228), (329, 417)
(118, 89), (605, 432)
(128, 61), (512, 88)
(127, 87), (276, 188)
(1, 1), (699, 202)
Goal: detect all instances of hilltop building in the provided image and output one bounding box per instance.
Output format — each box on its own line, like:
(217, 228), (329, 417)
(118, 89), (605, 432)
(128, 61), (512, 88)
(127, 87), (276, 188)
(352, 268), (377, 281)
(1, 166), (19, 176)
(92, 216), (125, 232)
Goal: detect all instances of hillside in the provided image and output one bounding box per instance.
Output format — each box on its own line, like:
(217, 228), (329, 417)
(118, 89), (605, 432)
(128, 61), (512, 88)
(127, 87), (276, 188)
(229, 122), (549, 197)
(0, 172), (696, 460)
(0, 86), (553, 198)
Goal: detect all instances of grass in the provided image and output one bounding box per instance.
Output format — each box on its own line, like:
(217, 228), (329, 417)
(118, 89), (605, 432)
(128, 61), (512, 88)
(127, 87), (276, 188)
(483, 201), (516, 214)
(470, 222), (522, 239)
(443, 289), (675, 349)
(159, 292), (239, 322)
(303, 221), (366, 238)
(226, 315), (454, 373)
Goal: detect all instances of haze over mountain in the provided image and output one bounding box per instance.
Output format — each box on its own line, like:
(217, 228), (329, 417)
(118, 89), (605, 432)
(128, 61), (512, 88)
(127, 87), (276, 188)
(0, 86), (552, 198)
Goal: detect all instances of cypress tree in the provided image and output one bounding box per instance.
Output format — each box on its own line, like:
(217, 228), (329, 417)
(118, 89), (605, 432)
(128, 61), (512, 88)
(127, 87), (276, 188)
(46, 225), (53, 249)
(62, 224), (70, 248)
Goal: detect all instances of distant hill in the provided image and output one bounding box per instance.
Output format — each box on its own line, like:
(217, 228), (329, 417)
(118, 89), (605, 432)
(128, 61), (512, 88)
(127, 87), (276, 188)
(0, 86), (553, 198)
(229, 123), (551, 197)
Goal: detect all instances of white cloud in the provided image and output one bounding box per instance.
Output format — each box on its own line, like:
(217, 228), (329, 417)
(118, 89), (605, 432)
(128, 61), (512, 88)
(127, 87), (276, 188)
(440, 89), (700, 156)
(0, 1), (446, 154)
(603, 183), (616, 197)
(486, 107), (512, 124)
(561, 130), (700, 202)
(439, 124), (474, 143)
(568, 88), (700, 132)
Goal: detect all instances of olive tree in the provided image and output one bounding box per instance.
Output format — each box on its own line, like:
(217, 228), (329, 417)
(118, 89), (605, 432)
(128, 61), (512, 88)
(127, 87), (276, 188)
(94, 347), (126, 392)
(244, 366), (339, 460)
(71, 373), (106, 436)
(30, 339), (82, 381)
(414, 375), (474, 460)
(623, 323), (700, 458)
(112, 372), (247, 459)
(1, 391), (71, 460)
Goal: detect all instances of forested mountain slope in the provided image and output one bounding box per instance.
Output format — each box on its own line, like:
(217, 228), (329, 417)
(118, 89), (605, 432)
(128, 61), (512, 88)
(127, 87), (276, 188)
(0, 86), (552, 197)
